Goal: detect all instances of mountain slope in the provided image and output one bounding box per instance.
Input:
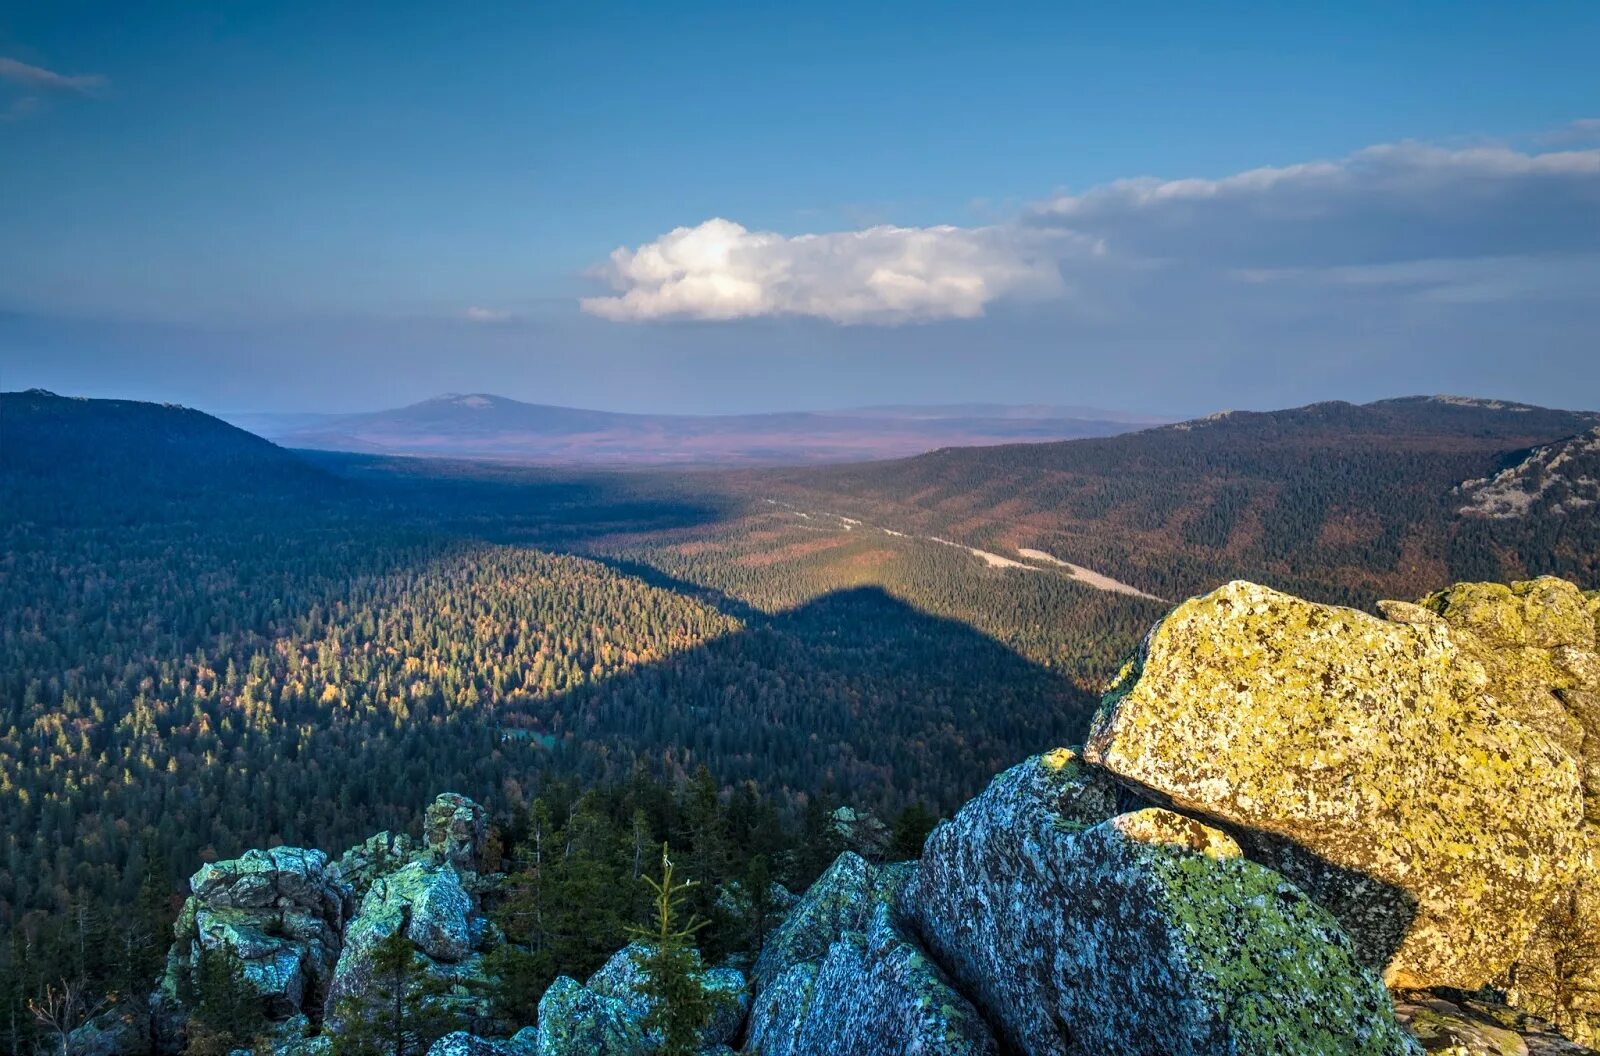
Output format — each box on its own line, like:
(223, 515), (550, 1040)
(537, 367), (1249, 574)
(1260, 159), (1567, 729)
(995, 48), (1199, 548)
(751, 396), (1600, 604)
(231, 393), (1157, 465)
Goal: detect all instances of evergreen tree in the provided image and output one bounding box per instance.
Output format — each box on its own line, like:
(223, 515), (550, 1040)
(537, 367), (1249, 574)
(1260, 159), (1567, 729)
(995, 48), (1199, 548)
(624, 844), (717, 1056)
(185, 947), (265, 1056)
(330, 931), (453, 1056)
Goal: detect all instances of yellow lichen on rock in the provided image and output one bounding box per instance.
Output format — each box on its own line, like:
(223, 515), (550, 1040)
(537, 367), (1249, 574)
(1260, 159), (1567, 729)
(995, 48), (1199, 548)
(1085, 579), (1587, 991)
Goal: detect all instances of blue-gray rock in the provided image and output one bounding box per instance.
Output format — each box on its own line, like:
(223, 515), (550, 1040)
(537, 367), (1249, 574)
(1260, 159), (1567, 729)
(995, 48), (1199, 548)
(912, 749), (1416, 1056)
(746, 901), (996, 1056)
(751, 852), (910, 993)
(426, 1032), (518, 1056)
(65, 1002), (151, 1056)
(534, 976), (649, 1056)
(425, 793), (488, 871)
(585, 943), (748, 1049)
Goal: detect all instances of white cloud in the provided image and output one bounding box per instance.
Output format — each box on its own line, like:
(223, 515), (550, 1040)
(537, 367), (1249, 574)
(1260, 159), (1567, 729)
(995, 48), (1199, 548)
(581, 137), (1600, 327)
(464, 306), (513, 323)
(581, 218), (1068, 324)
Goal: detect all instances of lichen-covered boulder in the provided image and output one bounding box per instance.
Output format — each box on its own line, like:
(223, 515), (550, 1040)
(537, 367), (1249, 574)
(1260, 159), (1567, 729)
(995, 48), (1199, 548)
(334, 830), (416, 900)
(746, 902), (997, 1056)
(913, 750), (1413, 1056)
(534, 976), (649, 1056)
(66, 1002), (151, 1056)
(1391, 992), (1596, 1055)
(425, 793), (488, 872)
(829, 806), (891, 862)
(159, 847), (351, 1023)
(586, 944), (747, 1049)
(1085, 580), (1586, 990)
(324, 860), (493, 1034)
(426, 1033), (519, 1056)
(750, 851), (909, 992)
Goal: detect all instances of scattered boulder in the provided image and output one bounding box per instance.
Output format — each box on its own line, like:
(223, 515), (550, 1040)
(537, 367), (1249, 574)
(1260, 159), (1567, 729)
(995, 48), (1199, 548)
(750, 852), (909, 993)
(1085, 580), (1586, 990)
(334, 831), (417, 900)
(586, 943), (747, 1050)
(913, 751), (1413, 1056)
(426, 1032), (521, 1056)
(323, 858), (495, 1035)
(425, 793), (489, 872)
(829, 806), (891, 863)
(1392, 992), (1597, 1055)
(746, 901), (996, 1056)
(533, 976), (648, 1056)
(157, 847), (351, 1026)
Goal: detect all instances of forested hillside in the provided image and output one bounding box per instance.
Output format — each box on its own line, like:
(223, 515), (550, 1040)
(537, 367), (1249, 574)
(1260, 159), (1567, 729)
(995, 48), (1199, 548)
(752, 396), (1600, 605)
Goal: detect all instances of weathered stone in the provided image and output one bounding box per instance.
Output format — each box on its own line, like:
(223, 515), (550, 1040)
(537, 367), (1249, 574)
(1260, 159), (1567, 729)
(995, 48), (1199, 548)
(160, 846), (350, 1025)
(829, 805), (892, 862)
(914, 751), (1413, 1056)
(334, 830), (416, 900)
(324, 860), (491, 1034)
(585, 943), (747, 1049)
(1392, 992), (1597, 1055)
(746, 901), (997, 1056)
(1085, 580), (1586, 989)
(66, 1002), (151, 1056)
(534, 976), (649, 1056)
(425, 793), (488, 872)
(426, 1033), (519, 1056)
(750, 851), (911, 993)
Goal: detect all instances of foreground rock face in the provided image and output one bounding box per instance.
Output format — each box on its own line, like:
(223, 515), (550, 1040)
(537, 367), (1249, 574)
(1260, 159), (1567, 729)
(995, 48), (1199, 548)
(158, 847), (351, 1025)
(1086, 580), (1586, 990)
(913, 750), (1412, 1056)
(747, 854), (995, 1056)
(323, 857), (496, 1033)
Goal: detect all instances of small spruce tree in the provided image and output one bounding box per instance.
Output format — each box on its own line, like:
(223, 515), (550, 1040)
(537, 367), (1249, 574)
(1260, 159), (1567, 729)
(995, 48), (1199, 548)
(625, 844), (717, 1056)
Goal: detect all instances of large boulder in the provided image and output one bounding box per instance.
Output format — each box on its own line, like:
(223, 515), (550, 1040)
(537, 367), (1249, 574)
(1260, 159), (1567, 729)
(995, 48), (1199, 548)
(324, 860), (495, 1035)
(534, 976), (649, 1056)
(333, 830), (417, 900)
(158, 847), (351, 1024)
(746, 901), (997, 1056)
(425, 793), (489, 872)
(586, 944), (747, 1050)
(1085, 580), (1586, 990)
(913, 750), (1413, 1056)
(66, 1003), (151, 1056)
(750, 852), (909, 992)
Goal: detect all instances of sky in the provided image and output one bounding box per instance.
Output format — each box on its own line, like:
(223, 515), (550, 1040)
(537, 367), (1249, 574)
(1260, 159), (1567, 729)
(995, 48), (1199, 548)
(1, 1), (1597, 418)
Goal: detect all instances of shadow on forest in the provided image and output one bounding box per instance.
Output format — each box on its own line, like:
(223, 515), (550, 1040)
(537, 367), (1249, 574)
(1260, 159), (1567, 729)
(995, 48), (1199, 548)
(504, 583), (1097, 816)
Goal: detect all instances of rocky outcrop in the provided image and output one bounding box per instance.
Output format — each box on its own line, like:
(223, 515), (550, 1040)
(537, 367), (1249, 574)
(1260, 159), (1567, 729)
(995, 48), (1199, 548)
(586, 944), (748, 1050)
(1392, 992), (1596, 1055)
(912, 750), (1411, 1056)
(1085, 580), (1587, 990)
(533, 976), (648, 1055)
(425, 793), (489, 873)
(156, 846), (351, 1031)
(334, 830), (416, 900)
(66, 1004), (152, 1056)
(828, 806), (891, 862)
(747, 900), (996, 1056)
(750, 852), (910, 993)
(323, 858), (497, 1034)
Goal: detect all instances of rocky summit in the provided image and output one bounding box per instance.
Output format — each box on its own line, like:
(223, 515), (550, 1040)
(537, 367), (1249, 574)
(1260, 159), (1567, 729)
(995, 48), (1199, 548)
(66, 578), (1600, 1056)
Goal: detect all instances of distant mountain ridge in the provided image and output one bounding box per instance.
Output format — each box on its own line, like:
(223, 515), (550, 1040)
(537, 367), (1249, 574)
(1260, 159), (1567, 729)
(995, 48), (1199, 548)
(754, 394), (1600, 605)
(226, 393), (1163, 466)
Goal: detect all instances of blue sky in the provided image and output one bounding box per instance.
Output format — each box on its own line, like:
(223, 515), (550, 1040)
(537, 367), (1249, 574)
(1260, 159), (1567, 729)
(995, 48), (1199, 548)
(2, 1), (1597, 416)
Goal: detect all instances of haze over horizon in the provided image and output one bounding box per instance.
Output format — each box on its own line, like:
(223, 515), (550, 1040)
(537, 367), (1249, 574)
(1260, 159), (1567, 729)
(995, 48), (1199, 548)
(3, 2), (1598, 417)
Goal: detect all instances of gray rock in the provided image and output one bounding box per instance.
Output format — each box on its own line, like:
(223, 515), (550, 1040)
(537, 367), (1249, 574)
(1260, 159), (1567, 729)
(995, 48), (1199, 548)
(751, 851), (908, 993)
(425, 793), (488, 871)
(534, 976), (648, 1056)
(829, 806), (891, 862)
(333, 830), (416, 900)
(66, 1002), (151, 1056)
(585, 943), (748, 1049)
(426, 1033), (518, 1056)
(913, 749), (1416, 1056)
(746, 902), (996, 1056)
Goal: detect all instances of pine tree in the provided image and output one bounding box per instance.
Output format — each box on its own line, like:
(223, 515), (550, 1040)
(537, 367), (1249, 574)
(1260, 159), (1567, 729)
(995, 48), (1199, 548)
(624, 844), (717, 1056)
(185, 947), (265, 1056)
(330, 931), (453, 1056)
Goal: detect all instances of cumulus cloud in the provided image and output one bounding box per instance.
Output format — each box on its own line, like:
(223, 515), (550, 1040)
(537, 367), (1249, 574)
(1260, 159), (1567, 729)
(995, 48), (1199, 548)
(581, 218), (1069, 324)
(581, 137), (1600, 327)
(464, 306), (514, 323)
